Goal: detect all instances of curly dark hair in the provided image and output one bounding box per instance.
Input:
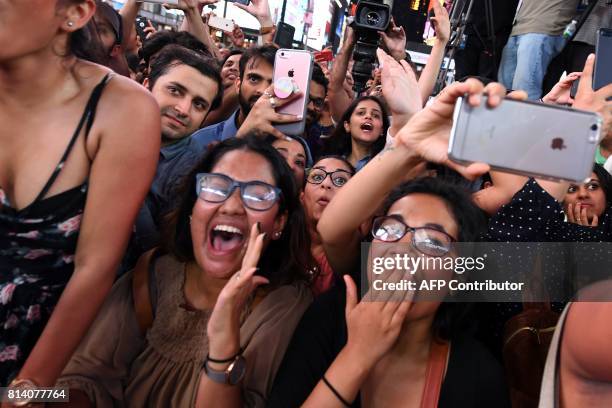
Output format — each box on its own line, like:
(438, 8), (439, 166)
(322, 95), (390, 160)
(162, 135), (316, 288)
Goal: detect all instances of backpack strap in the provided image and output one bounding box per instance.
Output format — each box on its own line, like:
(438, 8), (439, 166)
(132, 249), (159, 335)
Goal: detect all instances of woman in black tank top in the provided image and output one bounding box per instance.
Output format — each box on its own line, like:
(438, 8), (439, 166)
(0, 1), (161, 388)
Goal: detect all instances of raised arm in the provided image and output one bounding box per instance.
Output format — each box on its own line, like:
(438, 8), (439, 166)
(172, 0), (221, 59)
(418, 0), (450, 104)
(234, 0), (276, 45)
(328, 27), (356, 123)
(119, 0), (142, 53)
(16, 75), (160, 387)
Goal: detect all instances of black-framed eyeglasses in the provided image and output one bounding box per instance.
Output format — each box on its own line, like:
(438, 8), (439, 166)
(306, 168), (353, 187)
(195, 173), (282, 211)
(308, 96), (325, 109)
(371, 215), (455, 257)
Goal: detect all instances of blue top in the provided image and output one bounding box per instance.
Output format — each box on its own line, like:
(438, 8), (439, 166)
(130, 136), (198, 261)
(190, 110), (240, 152)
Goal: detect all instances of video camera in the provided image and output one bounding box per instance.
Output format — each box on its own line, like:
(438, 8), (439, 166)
(350, 0), (391, 93)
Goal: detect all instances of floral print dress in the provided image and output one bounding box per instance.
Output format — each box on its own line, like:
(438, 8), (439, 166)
(0, 74), (112, 385)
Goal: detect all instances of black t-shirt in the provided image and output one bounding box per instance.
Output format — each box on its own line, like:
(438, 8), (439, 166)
(267, 283), (511, 408)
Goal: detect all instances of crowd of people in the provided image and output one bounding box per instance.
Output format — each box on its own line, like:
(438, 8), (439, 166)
(1, 0), (612, 407)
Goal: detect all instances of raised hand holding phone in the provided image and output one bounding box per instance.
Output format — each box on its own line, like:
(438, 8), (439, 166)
(235, 83), (302, 140)
(394, 79), (499, 180)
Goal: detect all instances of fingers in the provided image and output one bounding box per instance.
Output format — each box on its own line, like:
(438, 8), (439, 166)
(596, 83), (612, 100)
(273, 90), (303, 109)
(437, 78), (484, 107)
(445, 159), (490, 181)
(590, 214), (599, 227)
(566, 203), (576, 223)
(578, 54), (595, 94)
(483, 82), (507, 107)
(344, 275), (358, 314)
(241, 223), (265, 270)
(507, 90), (528, 101)
(272, 112), (301, 123)
(581, 206), (589, 226)
(574, 202), (582, 224)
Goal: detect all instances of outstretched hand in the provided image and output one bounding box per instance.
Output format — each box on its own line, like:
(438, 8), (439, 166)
(395, 79), (511, 180)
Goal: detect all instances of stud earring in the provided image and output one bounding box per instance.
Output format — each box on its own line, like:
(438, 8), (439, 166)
(273, 231), (282, 239)
(67, 21), (74, 27)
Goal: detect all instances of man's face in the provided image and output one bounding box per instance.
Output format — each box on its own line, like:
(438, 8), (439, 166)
(148, 64), (219, 143)
(306, 80), (326, 127)
(237, 58), (273, 117)
(94, 15), (118, 56)
(221, 54), (241, 89)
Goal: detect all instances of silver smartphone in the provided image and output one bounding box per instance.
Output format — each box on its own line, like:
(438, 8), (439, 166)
(448, 97), (602, 182)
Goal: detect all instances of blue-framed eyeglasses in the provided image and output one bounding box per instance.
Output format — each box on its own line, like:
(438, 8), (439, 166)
(195, 173), (282, 211)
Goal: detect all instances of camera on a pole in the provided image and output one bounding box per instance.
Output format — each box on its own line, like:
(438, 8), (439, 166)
(350, 0), (391, 93)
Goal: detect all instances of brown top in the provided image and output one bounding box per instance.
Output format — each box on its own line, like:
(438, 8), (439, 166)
(57, 255), (312, 407)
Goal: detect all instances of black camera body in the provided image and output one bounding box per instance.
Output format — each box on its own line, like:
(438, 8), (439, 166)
(351, 0), (391, 93)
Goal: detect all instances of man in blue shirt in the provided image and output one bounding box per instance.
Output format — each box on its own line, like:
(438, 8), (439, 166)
(190, 45), (278, 152)
(121, 45), (223, 270)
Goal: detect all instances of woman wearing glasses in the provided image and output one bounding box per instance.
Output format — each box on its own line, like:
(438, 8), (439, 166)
(268, 75), (512, 407)
(302, 156), (355, 295)
(56, 136), (315, 407)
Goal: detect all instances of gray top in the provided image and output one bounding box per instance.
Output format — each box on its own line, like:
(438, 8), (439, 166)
(511, 0), (581, 37)
(574, 2), (612, 46)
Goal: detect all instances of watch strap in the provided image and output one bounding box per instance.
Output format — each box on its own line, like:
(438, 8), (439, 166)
(203, 355), (246, 385)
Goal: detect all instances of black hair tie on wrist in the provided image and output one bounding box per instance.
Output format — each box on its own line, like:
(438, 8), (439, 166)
(322, 375), (351, 407)
(207, 349), (242, 364)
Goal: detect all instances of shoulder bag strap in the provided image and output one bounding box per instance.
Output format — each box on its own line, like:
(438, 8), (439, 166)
(420, 339), (450, 408)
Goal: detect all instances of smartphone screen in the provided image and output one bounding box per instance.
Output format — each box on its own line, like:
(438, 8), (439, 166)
(594, 28), (612, 91)
(273, 49), (314, 136)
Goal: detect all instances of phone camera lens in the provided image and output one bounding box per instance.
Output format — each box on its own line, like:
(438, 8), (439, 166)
(281, 52), (285, 56)
(591, 124), (599, 131)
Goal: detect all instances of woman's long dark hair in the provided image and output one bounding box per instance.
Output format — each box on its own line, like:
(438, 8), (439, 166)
(593, 163), (612, 208)
(58, 0), (107, 64)
(162, 135), (316, 288)
(322, 95), (390, 160)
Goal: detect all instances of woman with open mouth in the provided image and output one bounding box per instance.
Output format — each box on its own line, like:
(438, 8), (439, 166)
(301, 156), (355, 296)
(55, 136), (316, 407)
(321, 96), (390, 172)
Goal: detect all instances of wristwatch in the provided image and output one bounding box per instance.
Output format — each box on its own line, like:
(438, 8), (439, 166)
(7, 378), (38, 407)
(203, 355), (247, 385)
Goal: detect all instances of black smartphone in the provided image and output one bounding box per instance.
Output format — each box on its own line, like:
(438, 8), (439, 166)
(135, 16), (150, 42)
(570, 77), (580, 99)
(594, 28), (612, 91)
(273, 22), (295, 49)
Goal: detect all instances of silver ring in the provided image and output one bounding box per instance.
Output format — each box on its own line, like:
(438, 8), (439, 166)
(263, 91), (273, 98)
(269, 97), (278, 108)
